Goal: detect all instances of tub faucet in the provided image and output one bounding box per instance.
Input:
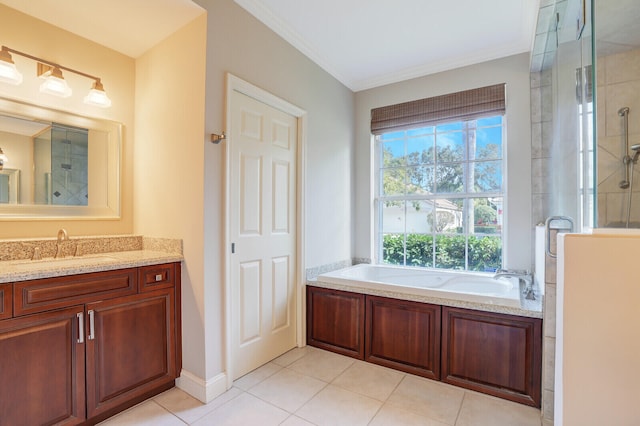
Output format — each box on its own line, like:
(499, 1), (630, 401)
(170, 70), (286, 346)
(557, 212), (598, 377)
(55, 228), (69, 258)
(494, 269), (535, 300)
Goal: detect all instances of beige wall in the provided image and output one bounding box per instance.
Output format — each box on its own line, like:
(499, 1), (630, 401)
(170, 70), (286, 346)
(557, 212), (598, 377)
(0, 4), (135, 237)
(354, 53), (533, 269)
(133, 14), (208, 386)
(558, 232), (640, 425)
(194, 0), (355, 394)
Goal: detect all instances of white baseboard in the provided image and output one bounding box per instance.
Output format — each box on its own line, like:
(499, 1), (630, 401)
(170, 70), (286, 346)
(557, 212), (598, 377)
(176, 369), (228, 403)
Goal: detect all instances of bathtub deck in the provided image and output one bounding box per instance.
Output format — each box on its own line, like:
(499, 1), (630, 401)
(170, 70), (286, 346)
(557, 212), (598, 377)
(312, 266), (542, 319)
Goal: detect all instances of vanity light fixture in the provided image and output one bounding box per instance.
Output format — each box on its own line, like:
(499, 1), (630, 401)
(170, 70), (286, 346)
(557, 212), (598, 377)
(38, 63), (72, 98)
(0, 147), (8, 171)
(84, 79), (112, 108)
(0, 48), (23, 85)
(0, 45), (112, 108)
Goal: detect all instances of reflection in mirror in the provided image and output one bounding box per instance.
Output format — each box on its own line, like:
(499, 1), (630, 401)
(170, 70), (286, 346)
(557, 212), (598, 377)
(3, 116), (91, 206)
(0, 168), (19, 203)
(0, 97), (120, 219)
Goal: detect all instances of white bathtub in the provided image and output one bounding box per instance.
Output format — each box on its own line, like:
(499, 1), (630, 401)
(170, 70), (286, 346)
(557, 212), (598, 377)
(316, 264), (523, 308)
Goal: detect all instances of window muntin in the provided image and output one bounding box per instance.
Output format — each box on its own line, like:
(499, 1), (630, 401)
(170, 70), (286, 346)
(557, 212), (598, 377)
(377, 115), (504, 272)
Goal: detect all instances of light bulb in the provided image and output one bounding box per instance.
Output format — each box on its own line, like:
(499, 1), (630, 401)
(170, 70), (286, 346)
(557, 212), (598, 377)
(39, 67), (72, 98)
(0, 50), (23, 85)
(84, 80), (112, 108)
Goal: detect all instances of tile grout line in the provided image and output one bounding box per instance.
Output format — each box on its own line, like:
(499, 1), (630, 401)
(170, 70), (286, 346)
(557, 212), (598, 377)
(452, 391), (468, 426)
(178, 387), (246, 425)
(150, 399), (190, 425)
(237, 347), (333, 423)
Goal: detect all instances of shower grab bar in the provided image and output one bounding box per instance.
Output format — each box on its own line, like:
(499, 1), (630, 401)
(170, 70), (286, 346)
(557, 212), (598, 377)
(545, 216), (574, 258)
(619, 107), (630, 189)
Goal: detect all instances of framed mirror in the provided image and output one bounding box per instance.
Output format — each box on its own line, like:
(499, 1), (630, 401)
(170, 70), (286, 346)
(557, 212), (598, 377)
(0, 97), (121, 219)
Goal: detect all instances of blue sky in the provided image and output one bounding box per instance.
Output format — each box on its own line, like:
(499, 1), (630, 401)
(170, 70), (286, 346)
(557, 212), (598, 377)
(381, 116), (503, 162)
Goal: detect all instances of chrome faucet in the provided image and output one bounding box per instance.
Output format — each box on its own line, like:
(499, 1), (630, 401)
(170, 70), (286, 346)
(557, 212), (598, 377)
(493, 269), (536, 300)
(55, 228), (69, 258)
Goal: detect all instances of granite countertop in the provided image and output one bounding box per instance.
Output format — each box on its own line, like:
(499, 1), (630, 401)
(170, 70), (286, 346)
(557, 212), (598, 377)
(0, 235), (183, 284)
(308, 278), (543, 319)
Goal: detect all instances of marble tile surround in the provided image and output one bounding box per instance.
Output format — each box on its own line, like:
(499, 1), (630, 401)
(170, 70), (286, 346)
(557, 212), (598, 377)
(531, 69), (557, 425)
(305, 258), (368, 281)
(530, 69), (553, 231)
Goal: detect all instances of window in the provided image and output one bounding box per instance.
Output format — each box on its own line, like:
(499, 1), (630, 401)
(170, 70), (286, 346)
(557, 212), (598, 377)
(372, 84), (506, 272)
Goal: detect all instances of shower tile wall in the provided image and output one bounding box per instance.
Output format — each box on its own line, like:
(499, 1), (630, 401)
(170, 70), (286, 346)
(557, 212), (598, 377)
(597, 47), (640, 227)
(531, 69), (554, 228)
(51, 126), (88, 206)
(530, 69), (556, 426)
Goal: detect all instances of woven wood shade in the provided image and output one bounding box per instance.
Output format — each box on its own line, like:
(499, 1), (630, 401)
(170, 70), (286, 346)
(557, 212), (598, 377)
(371, 83), (506, 135)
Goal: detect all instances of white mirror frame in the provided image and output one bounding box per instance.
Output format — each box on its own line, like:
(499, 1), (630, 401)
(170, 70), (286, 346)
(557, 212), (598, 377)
(0, 97), (121, 220)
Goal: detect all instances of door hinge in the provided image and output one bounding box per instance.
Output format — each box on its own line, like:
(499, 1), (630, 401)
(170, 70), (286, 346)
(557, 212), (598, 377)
(231, 243), (235, 254)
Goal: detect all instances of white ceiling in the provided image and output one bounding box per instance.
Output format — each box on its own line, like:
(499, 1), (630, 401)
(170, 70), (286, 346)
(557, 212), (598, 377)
(0, 0), (205, 58)
(234, 0), (540, 91)
(1, 0), (540, 92)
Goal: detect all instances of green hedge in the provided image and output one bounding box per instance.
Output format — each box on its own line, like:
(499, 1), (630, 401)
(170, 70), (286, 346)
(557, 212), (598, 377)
(383, 234), (502, 272)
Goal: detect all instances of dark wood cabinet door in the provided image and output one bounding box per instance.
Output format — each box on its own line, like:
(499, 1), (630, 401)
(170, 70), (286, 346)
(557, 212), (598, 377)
(442, 306), (542, 407)
(306, 286), (365, 359)
(366, 295), (441, 379)
(0, 283), (11, 320)
(0, 306), (86, 425)
(85, 289), (177, 420)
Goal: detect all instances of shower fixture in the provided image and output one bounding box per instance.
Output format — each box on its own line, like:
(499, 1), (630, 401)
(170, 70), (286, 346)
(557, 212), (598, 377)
(632, 144), (640, 162)
(623, 143), (640, 228)
(619, 107), (631, 189)
(618, 107), (638, 227)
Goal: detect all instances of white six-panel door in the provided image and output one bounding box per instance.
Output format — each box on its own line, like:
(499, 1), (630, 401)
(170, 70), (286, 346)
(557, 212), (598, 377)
(229, 90), (298, 379)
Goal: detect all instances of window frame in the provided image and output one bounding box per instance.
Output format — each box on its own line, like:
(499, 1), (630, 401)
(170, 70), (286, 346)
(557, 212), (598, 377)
(373, 115), (506, 272)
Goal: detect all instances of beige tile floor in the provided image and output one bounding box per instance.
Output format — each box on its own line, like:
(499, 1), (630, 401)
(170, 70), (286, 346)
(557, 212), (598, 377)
(99, 346), (542, 426)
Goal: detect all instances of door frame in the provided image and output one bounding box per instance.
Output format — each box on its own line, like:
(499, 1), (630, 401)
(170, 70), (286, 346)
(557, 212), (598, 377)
(223, 73), (307, 388)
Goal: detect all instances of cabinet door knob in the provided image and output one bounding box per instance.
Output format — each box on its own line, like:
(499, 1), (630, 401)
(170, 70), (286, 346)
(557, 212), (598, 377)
(155, 274), (163, 282)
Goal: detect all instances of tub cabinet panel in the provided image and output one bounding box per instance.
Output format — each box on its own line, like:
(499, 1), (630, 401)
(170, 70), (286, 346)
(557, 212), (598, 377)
(306, 284), (542, 407)
(365, 296), (441, 379)
(0, 305), (86, 425)
(307, 286), (365, 359)
(0, 262), (181, 425)
(442, 306), (542, 407)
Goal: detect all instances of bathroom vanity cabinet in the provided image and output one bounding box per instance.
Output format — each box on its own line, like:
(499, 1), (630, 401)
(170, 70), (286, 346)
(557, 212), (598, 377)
(306, 285), (542, 407)
(0, 262), (181, 426)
